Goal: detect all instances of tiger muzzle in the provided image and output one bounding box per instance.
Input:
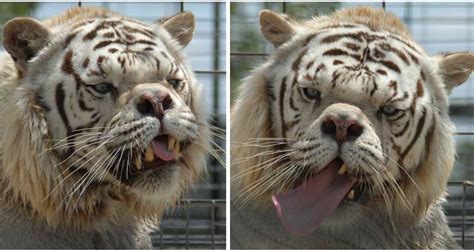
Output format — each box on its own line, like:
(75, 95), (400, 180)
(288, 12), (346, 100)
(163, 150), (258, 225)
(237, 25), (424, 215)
(320, 103), (366, 144)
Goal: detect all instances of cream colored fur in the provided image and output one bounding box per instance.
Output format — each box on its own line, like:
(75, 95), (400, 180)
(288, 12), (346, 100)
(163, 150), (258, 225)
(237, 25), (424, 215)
(231, 7), (473, 249)
(0, 7), (211, 249)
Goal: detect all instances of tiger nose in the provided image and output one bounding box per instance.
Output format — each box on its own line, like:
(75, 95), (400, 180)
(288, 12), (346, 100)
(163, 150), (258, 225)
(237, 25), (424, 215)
(136, 91), (173, 120)
(321, 115), (363, 144)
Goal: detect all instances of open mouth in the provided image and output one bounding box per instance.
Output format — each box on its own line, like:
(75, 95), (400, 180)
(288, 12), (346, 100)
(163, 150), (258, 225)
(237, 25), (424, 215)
(133, 135), (181, 172)
(272, 158), (367, 236)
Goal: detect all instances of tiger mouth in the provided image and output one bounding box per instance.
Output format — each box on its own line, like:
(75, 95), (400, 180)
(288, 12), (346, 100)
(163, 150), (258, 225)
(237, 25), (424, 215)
(133, 135), (181, 172)
(290, 158), (370, 202)
(272, 158), (372, 235)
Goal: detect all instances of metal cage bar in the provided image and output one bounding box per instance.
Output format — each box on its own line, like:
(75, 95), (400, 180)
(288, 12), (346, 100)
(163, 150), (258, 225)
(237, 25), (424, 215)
(154, 199), (226, 250)
(446, 181), (474, 248)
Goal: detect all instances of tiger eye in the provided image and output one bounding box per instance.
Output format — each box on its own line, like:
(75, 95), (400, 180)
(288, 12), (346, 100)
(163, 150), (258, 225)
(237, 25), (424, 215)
(91, 83), (113, 94)
(380, 106), (399, 116)
(168, 79), (182, 89)
(302, 87), (320, 100)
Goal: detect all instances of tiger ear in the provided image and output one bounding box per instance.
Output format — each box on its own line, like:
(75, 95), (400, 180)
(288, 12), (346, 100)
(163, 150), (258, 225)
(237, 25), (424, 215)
(437, 52), (474, 92)
(3, 17), (51, 73)
(259, 9), (295, 47)
(158, 11), (195, 48)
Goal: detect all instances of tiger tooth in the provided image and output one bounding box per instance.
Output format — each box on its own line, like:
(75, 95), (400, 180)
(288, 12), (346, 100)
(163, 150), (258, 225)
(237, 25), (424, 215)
(347, 189), (355, 200)
(168, 136), (176, 152)
(135, 157), (142, 170)
(174, 141), (180, 155)
(338, 164), (348, 175)
(145, 144), (154, 162)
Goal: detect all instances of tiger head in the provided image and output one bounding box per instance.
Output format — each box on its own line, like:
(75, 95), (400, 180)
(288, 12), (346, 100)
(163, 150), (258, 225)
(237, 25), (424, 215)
(0, 7), (211, 229)
(231, 7), (474, 235)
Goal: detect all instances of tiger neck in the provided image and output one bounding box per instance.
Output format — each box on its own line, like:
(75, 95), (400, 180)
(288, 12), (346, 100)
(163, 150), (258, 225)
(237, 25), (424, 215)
(0, 184), (138, 231)
(231, 200), (390, 249)
(230, 199), (454, 249)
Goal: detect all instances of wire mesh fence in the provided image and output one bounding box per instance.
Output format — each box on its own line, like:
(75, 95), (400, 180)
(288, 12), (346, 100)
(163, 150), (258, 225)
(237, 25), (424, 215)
(231, 2), (474, 249)
(153, 199), (226, 250)
(446, 181), (474, 248)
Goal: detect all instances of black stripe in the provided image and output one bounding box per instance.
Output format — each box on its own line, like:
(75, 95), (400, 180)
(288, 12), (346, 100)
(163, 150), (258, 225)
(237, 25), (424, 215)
(320, 24), (359, 30)
(376, 69), (387, 75)
(387, 112), (406, 122)
(332, 71), (341, 88)
(55, 82), (74, 156)
(36, 94), (51, 112)
(289, 94), (299, 111)
(391, 92), (409, 103)
(323, 48), (361, 61)
(78, 99), (94, 112)
(394, 120), (410, 137)
(298, 143), (321, 152)
(122, 25), (156, 39)
(406, 50), (419, 64)
(285, 119), (300, 130)
(64, 32), (78, 49)
(292, 49), (307, 71)
(93, 39), (156, 50)
(279, 77), (287, 138)
(117, 122), (146, 138)
(83, 20), (122, 41)
(320, 33), (363, 43)
(344, 42), (360, 52)
(266, 79), (276, 101)
(369, 79), (378, 97)
(379, 43), (410, 65)
(400, 106), (427, 159)
(91, 111), (100, 120)
(359, 147), (380, 162)
(56, 83), (72, 134)
(323, 48), (349, 57)
(378, 60), (400, 73)
(388, 34), (421, 54)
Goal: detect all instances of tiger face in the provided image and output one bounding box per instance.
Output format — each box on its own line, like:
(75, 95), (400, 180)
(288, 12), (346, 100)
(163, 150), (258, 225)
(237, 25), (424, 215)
(32, 16), (200, 199)
(231, 7), (474, 236)
(1, 7), (210, 226)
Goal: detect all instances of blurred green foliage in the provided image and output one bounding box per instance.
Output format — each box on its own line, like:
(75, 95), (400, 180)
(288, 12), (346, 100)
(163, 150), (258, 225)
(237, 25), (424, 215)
(0, 3), (37, 43)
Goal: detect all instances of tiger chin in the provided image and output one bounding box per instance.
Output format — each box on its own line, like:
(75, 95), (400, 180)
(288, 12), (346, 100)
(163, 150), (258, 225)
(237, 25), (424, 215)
(0, 7), (211, 249)
(231, 7), (473, 249)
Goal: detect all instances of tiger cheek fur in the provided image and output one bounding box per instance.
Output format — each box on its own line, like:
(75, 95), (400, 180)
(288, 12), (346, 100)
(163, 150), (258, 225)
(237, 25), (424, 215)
(231, 7), (473, 249)
(0, 7), (211, 236)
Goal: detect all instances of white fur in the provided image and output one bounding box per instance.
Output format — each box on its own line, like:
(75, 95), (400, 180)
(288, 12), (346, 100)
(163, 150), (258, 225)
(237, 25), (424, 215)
(0, 7), (211, 249)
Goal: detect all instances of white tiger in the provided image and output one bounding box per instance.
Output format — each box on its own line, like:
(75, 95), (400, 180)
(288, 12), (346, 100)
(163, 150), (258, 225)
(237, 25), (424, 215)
(231, 7), (473, 249)
(0, 7), (211, 248)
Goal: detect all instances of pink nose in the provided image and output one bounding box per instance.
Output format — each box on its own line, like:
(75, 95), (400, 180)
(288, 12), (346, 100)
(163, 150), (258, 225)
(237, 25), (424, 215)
(321, 115), (363, 144)
(136, 91), (173, 119)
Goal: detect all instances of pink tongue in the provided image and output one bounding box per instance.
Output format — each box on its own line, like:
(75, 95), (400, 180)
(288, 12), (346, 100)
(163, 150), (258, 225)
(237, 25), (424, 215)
(151, 138), (175, 161)
(272, 159), (354, 236)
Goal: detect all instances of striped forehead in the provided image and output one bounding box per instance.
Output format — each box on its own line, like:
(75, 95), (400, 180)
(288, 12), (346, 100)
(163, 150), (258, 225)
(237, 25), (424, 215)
(77, 18), (155, 42)
(295, 24), (426, 107)
(63, 18), (181, 86)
